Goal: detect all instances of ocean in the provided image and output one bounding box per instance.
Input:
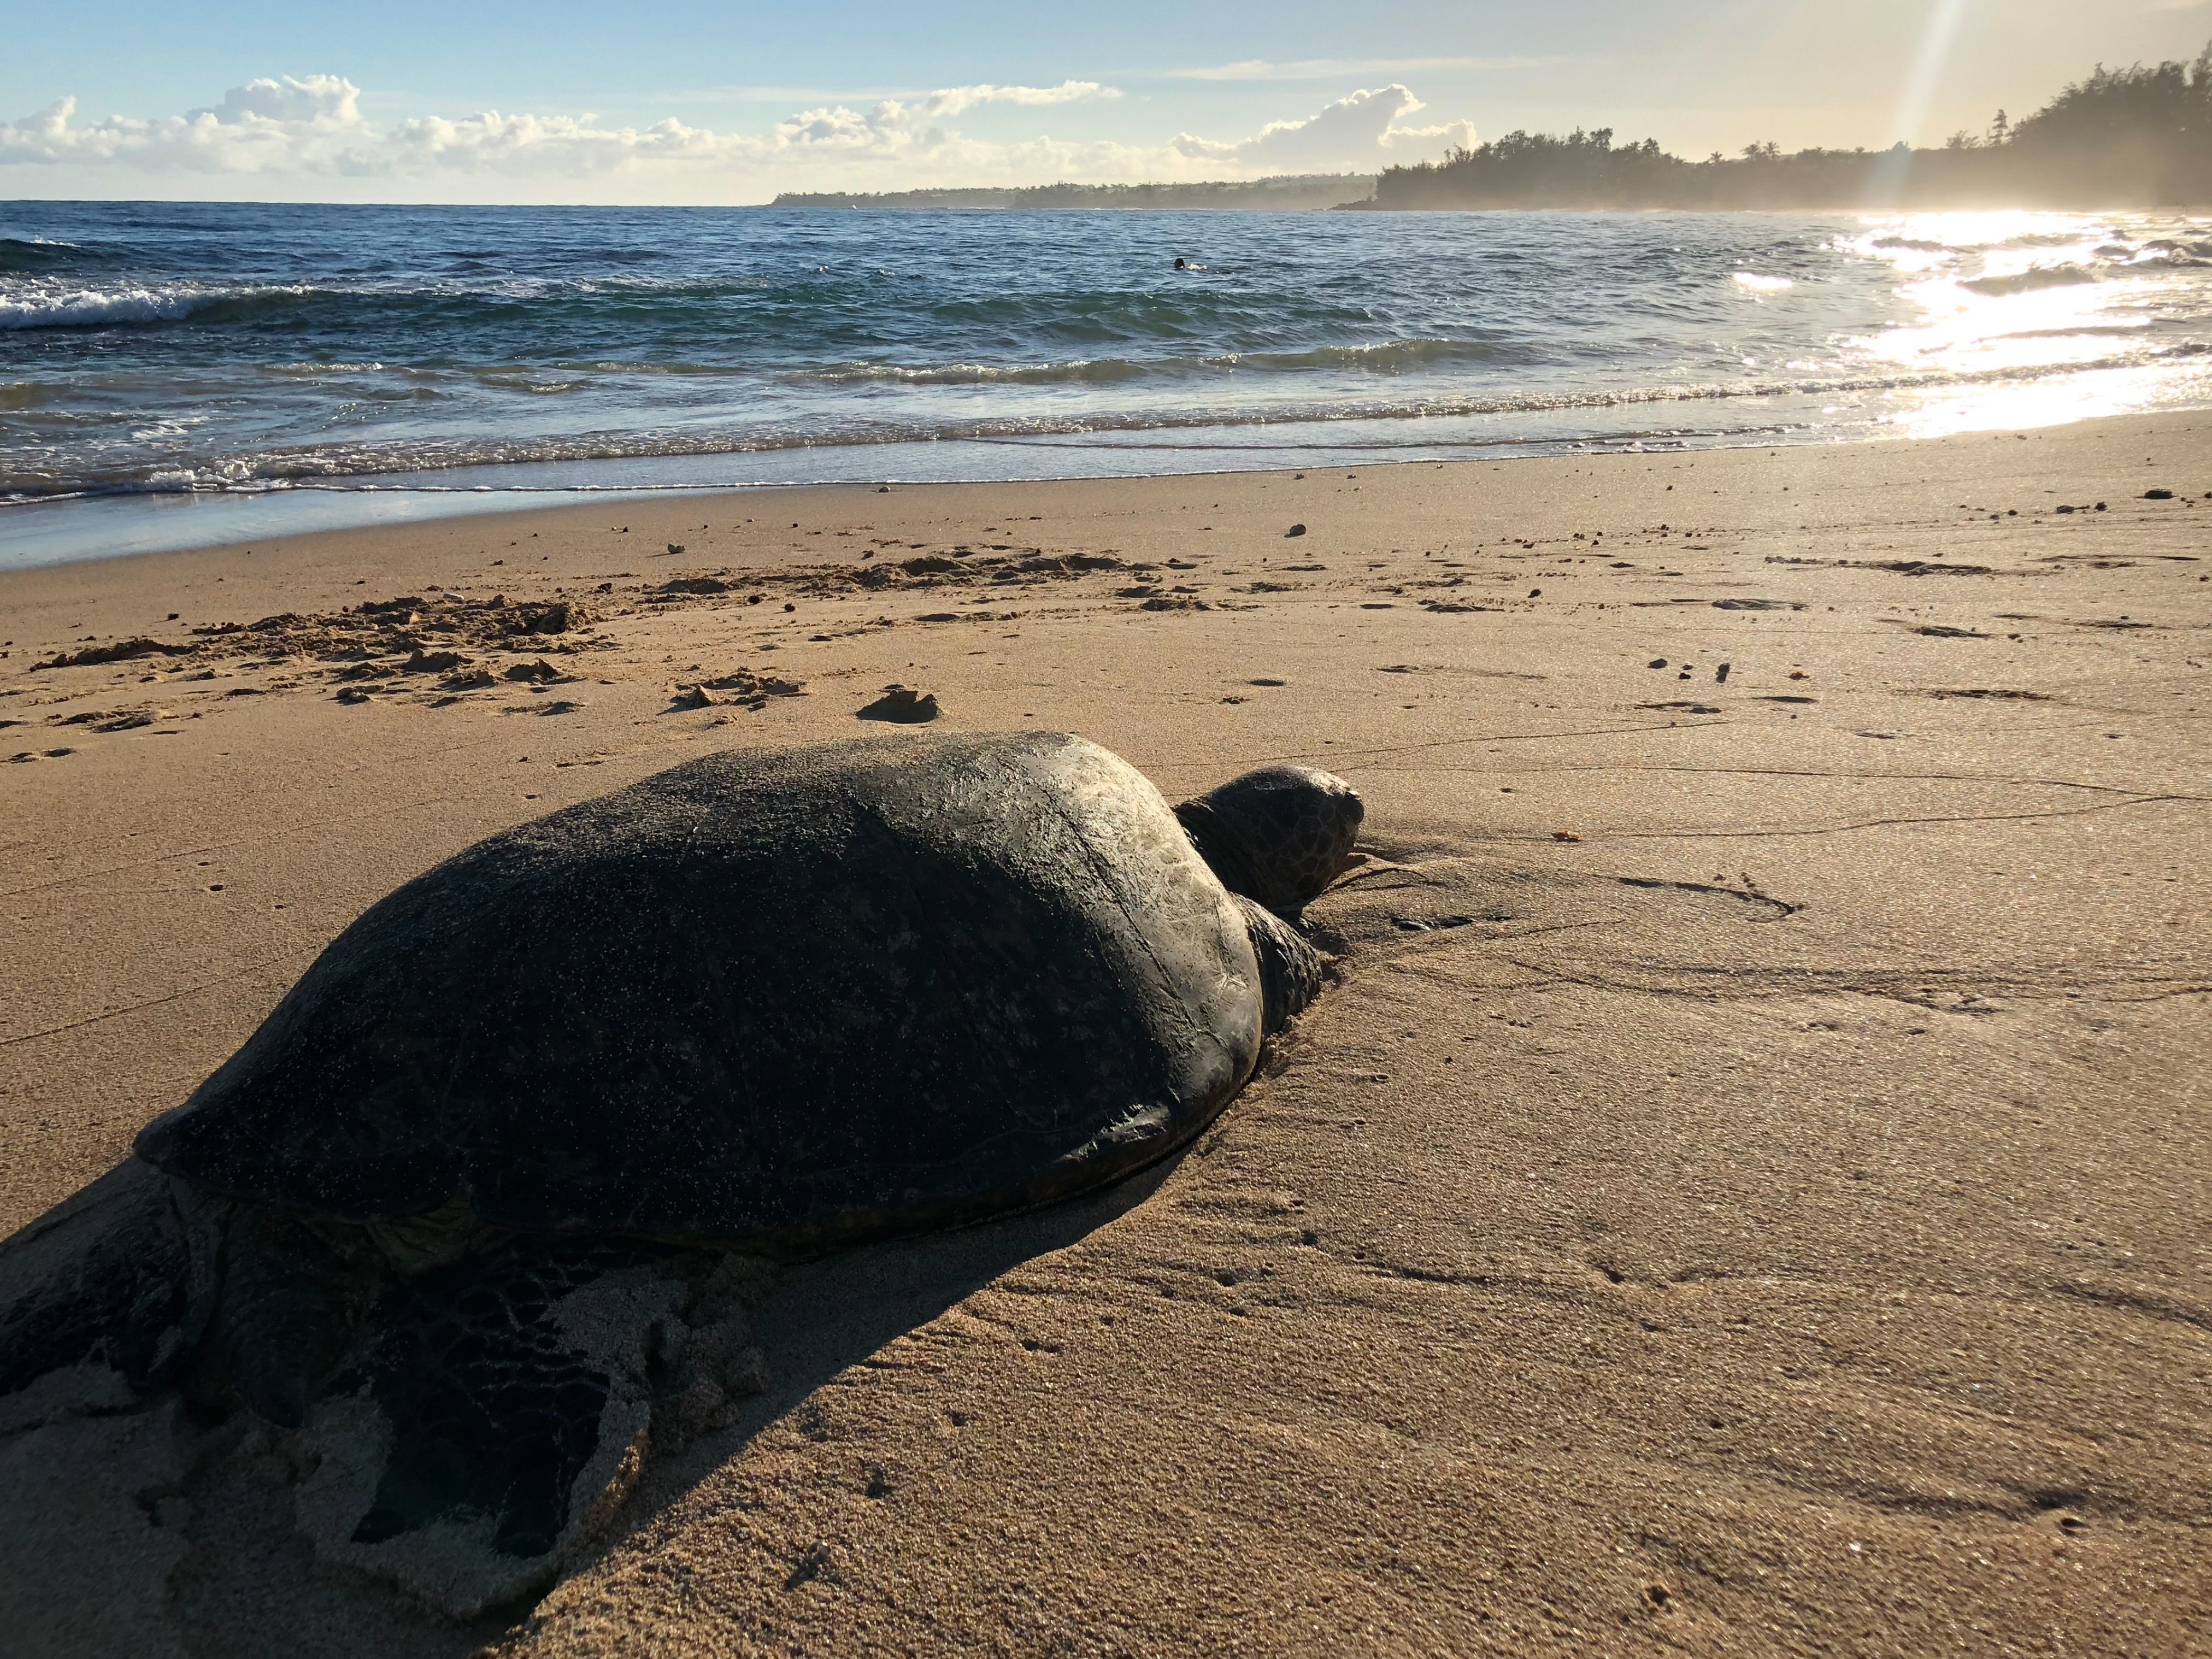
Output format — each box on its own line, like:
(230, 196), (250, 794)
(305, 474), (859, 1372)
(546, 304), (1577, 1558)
(3, 200), (2209, 568)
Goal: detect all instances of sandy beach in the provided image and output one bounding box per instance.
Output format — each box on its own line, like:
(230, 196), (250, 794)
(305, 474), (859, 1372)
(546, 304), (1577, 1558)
(2, 413), (2207, 1655)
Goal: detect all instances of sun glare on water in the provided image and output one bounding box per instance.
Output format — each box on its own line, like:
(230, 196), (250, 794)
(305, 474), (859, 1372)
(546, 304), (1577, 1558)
(1837, 209), (2212, 437)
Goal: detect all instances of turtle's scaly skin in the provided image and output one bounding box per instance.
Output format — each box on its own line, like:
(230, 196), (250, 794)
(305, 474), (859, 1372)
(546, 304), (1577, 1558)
(1174, 764), (1364, 919)
(136, 732), (1293, 1250)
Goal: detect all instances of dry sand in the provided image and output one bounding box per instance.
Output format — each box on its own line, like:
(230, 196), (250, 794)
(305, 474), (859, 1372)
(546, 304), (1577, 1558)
(1, 414), (2207, 1656)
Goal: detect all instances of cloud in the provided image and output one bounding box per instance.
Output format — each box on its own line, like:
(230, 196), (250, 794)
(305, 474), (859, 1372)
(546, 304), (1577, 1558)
(190, 74), (365, 126)
(754, 81), (1116, 163)
(1168, 56), (1545, 81)
(0, 75), (1469, 197)
(1, 75), (374, 173)
(1, 77), (1118, 178)
(915, 81), (1115, 117)
(1172, 85), (1473, 170)
(387, 110), (740, 174)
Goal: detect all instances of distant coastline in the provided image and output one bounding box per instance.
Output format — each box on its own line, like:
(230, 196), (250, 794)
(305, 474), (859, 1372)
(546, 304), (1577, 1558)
(774, 44), (2212, 215)
(770, 175), (1375, 211)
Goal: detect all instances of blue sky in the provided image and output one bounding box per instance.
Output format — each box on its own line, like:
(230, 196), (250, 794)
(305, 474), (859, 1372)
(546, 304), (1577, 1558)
(4, 0), (2207, 202)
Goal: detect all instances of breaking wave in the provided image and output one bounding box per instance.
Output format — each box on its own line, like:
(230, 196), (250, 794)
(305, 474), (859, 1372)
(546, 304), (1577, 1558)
(6, 201), (2212, 527)
(10, 344), (2204, 503)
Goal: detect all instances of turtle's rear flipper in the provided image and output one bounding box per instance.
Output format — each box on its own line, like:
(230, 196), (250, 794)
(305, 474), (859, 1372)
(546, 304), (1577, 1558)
(293, 1238), (682, 1618)
(0, 1160), (217, 1431)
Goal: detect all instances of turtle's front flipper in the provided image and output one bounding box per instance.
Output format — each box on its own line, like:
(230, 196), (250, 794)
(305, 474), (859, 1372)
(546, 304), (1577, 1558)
(1235, 896), (1324, 1035)
(0, 1160), (219, 1431)
(293, 1237), (684, 1618)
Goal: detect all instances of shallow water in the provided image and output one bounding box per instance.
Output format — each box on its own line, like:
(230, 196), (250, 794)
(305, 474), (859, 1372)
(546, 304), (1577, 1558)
(3, 201), (2209, 566)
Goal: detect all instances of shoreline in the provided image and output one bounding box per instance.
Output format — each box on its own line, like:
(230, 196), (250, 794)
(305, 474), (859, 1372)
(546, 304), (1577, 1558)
(2, 409), (2207, 1656)
(5, 398), (2205, 575)
(12, 201), (2209, 578)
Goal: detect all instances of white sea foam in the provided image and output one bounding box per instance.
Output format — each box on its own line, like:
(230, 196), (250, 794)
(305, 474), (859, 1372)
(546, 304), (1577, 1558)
(9, 343), (2199, 502)
(7, 203), (2212, 536)
(0, 281), (333, 331)
(0, 285), (219, 331)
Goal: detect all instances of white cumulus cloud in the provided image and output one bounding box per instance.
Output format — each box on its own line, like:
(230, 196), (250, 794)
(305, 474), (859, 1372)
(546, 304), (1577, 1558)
(915, 81), (1115, 118)
(1173, 86), (1473, 170)
(0, 74), (1469, 199)
(1, 75), (375, 174)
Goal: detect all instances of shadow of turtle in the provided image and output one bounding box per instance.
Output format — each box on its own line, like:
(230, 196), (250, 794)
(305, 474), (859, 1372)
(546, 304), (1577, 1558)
(613, 1155), (1184, 1531)
(0, 1148), (1185, 1659)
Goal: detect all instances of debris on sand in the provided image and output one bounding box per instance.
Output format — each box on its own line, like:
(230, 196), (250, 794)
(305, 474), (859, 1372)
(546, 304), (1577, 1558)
(1766, 556), (1998, 576)
(32, 638), (195, 670)
(670, 669), (807, 712)
(48, 707), (167, 733)
(857, 685), (940, 723)
(511, 601), (585, 634)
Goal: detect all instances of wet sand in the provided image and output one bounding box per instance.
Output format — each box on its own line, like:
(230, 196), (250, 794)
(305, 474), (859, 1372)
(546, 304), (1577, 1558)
(2, 414), (2207, 1655)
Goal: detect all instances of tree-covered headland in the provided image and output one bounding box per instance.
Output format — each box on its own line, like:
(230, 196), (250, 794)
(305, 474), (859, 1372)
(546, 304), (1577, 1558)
(1364, 46), (2212, 210)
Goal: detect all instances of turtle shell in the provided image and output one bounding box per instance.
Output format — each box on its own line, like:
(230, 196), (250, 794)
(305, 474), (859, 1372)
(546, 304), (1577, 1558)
(135, 732), (1264, 1249)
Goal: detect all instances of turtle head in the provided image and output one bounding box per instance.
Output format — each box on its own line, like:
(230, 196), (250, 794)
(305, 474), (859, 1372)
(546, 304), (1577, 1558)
(1175, 764), (1363, 921)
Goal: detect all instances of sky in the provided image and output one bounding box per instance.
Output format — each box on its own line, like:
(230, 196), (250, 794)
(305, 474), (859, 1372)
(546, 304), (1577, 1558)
(3, 0), (2208, 204)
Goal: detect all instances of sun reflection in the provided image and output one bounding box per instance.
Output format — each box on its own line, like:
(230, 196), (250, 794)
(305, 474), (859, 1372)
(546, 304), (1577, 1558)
(1834, 209), (2212, 437)
(1885, 362), (2209, 440)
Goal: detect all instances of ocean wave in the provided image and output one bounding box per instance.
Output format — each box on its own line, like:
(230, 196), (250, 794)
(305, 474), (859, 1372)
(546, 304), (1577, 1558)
(0, 283), (323, 332)
(0, 272), (1368, 344)
(799, 358), (1172, 388)
(0, 274), (791, 333)
(791, 338), (1531, 388)
(1214, 339), (1530, 373)
(9, 204), (2212, 531)
(0, 237), (94, 275)
(0, 287), (201, 331)
(262, 361), (391, 376)
(10, 345), (2204, 502)
(1997, 231), (2122, 251)
(1958, 266), (2097, 298)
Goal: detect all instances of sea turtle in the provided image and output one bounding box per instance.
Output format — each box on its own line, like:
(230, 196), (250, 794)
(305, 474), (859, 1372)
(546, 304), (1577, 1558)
(0, 731), (1361, 1614)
